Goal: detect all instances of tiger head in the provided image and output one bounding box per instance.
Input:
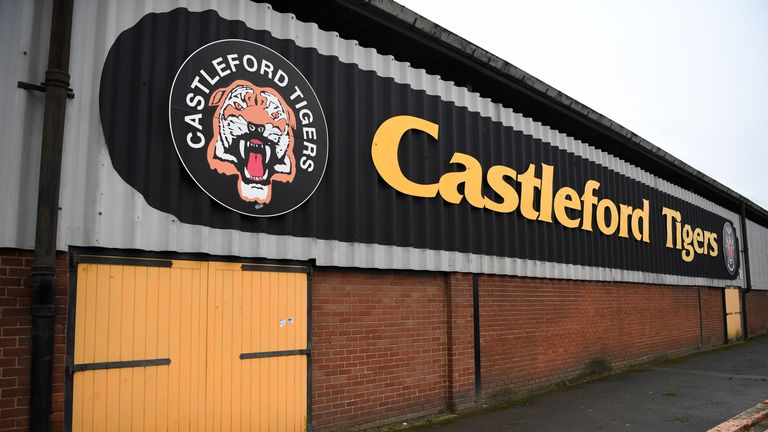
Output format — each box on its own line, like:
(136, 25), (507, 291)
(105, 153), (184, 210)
(207, 80), (297, 204)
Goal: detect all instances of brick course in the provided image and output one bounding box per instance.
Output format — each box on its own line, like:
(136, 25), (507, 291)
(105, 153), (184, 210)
(0, 249), (68, 432)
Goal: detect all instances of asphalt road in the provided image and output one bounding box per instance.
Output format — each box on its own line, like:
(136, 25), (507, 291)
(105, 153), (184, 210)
(415, 337), (768, 431)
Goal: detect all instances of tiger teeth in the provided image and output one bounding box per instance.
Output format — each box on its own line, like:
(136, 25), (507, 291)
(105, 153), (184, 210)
(265, 145), (271, 163)
(240, 140), (246, 159)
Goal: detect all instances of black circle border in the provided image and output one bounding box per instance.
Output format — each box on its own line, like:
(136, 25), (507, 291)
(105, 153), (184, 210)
(167, 38), (329, 217)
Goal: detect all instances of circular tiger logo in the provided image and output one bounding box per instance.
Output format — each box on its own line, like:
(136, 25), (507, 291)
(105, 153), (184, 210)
(169, 39), (328, 217)
(722, 221), (739, 276)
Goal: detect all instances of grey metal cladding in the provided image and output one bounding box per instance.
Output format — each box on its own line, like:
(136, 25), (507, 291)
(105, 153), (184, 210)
(748, 219), (768, 291)
(0, 0), (763, 288)
(0, 0), (51, 249)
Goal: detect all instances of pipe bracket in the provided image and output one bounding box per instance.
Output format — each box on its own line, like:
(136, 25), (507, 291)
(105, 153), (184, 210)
(17, 80), (74, 99)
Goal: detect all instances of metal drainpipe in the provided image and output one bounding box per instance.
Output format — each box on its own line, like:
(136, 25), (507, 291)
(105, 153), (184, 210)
(739, 201), (752, 340)
(30, 0), (73, 430)
(740, 201), (753, 293)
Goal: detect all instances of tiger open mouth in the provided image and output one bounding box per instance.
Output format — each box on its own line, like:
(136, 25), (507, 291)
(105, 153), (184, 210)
(235, 123), (275, 184)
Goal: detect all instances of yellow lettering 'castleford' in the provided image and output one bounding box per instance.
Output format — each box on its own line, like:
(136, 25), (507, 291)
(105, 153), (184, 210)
(370, 115), (668, 251)
(371, 115), (439, 197)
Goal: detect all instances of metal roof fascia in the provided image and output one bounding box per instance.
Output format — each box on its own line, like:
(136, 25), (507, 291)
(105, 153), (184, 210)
(321, 0), (768, 224)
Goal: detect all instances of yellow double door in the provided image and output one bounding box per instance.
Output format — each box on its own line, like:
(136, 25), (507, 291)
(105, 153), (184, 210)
(70, 259), (308, 431)
(724, 286), (743, 342)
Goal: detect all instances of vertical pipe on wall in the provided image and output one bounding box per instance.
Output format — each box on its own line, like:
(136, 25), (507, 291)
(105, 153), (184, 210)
(721, 289), (728, 344)
(740, 201), (752, 339)
(741, 202), (753, 293)
(30, 0), (73, 430)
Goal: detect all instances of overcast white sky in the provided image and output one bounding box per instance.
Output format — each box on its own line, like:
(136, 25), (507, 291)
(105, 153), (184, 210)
(396, 0), (768, 209)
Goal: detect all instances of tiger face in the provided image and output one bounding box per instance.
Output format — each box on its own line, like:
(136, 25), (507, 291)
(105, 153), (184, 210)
(207, 80), (297, 204)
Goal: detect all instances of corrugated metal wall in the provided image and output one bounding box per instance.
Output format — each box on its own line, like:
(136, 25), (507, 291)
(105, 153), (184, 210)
(748, 220), (768, 291)
(0, 0), (764, 288)
(0, 0), (51, 248)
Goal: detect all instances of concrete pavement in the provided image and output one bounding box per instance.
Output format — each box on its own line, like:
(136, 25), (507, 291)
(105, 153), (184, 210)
(413, 336), (768, 431)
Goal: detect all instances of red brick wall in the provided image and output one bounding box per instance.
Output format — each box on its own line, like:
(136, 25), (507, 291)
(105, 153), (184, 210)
(0, 249), (68, 432)
(746, 290), (768, 336)
(478, 277), (724, 399)
(0, 250), (740, 432)
(311, 270), (450, 430)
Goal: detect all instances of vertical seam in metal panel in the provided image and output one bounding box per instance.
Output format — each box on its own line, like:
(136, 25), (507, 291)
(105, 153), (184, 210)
(63, 250), (79, 432)
(472, 274), (481, 398)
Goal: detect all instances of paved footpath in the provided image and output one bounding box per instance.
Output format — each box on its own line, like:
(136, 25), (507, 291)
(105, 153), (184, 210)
(415, 337), (768, 431)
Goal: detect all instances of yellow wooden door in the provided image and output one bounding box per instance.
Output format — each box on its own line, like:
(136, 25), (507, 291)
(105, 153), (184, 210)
(71, 258), (308, 431)
(71, 259), (208, 431)
(724, 287), (743, 342)
(207, 262), (308, 432)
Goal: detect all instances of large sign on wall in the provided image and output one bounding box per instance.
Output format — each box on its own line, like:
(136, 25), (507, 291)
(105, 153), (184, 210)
(99, 8), (739, 280)
(168, 39), (328, 217)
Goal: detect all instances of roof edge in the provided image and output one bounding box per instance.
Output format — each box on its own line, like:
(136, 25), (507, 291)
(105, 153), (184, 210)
(347, 0), (768, 223)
